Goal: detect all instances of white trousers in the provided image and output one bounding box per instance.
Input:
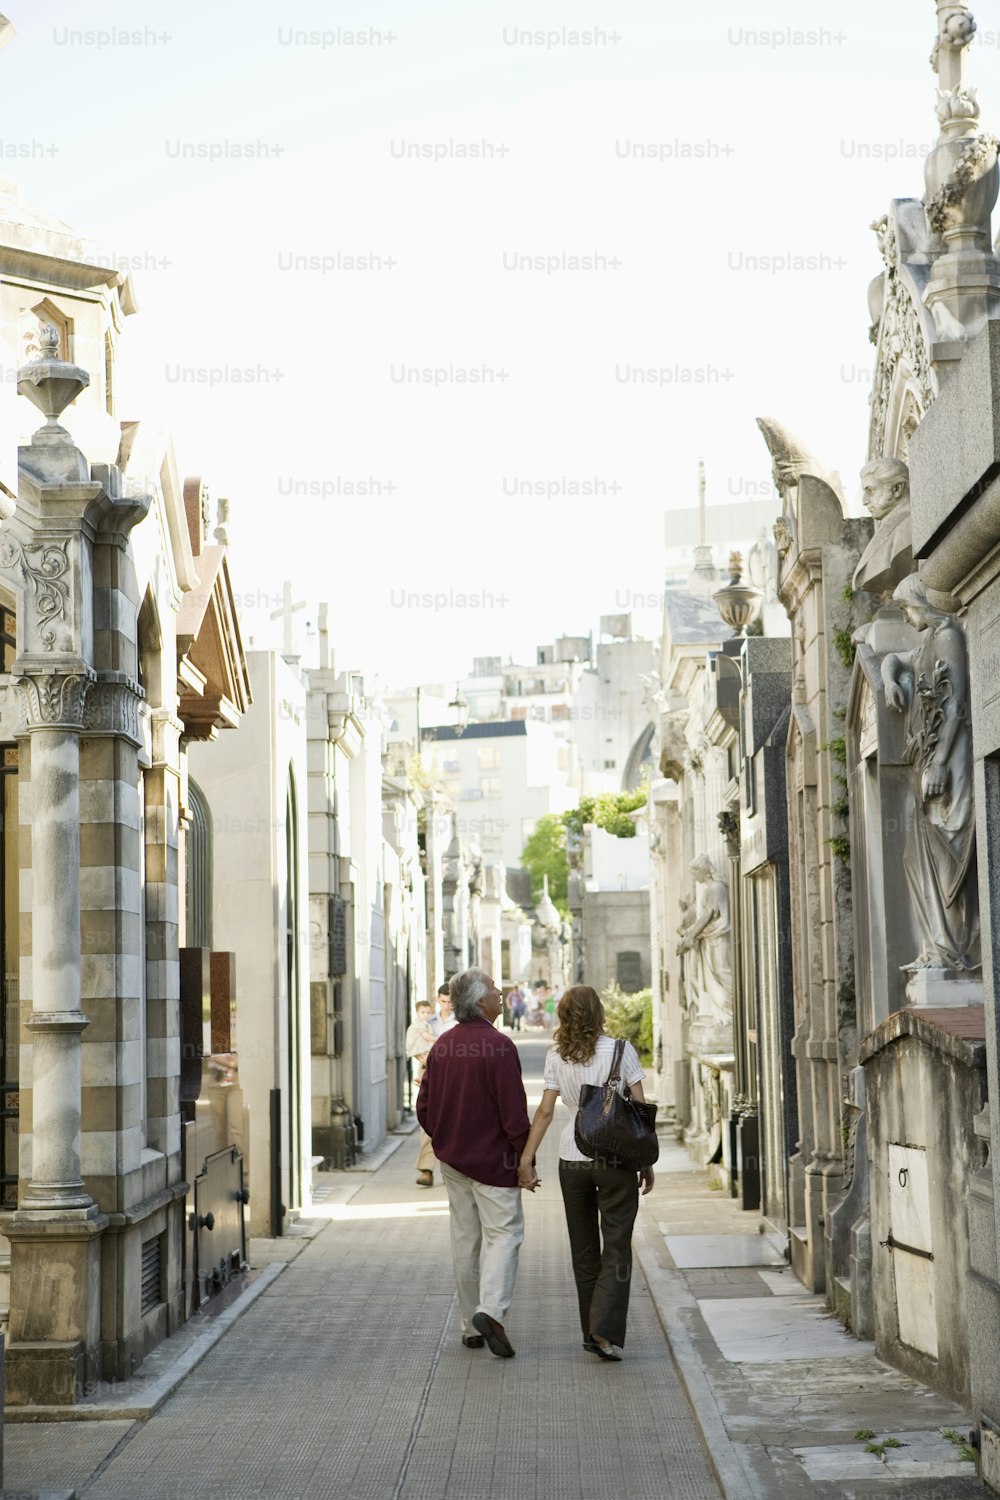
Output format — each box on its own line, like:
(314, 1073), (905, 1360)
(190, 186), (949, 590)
(440, 1162), (524, 1331)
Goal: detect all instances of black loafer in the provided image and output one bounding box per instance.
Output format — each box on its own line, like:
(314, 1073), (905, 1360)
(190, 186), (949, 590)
(462, 1334), (485, 1348)
(472, 1312), (516, 1358)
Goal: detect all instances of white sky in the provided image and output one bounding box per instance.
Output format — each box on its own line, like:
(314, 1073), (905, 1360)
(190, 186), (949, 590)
(6, 0), (1000, 683)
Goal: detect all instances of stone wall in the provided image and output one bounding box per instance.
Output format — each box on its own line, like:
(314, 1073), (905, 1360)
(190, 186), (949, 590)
(861, 1009), (986, 1405)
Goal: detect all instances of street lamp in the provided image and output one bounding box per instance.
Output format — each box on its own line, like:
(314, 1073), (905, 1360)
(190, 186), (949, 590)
(449, 685), (469, 735)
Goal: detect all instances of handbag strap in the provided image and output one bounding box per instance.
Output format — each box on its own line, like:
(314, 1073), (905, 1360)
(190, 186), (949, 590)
(605, 1037), (627, 1088)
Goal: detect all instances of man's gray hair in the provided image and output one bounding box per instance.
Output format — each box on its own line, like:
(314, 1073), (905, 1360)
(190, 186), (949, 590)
(450, 967), (492, 1022)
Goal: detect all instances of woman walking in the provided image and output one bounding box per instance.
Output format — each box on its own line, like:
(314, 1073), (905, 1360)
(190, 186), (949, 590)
(518, 985), (654, 1360)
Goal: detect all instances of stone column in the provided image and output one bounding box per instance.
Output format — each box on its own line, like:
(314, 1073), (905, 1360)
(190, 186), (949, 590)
(18, 676), (94, 1210)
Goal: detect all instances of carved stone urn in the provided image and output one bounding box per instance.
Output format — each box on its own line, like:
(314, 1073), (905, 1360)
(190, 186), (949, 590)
(16, 324), (89, 445)
(923, 10), (999, 254)
(713, 552), (763, 638)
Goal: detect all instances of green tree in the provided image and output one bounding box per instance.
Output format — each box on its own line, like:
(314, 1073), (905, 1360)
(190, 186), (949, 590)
(521, 814), (568, 911)
(563, 783), (648, 842)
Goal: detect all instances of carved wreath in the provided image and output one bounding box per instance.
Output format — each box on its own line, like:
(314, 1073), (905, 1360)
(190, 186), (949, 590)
(924, 132), (1000, 233)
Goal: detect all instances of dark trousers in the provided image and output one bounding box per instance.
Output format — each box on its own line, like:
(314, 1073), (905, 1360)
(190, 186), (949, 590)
(559, 1158), (639, 1347)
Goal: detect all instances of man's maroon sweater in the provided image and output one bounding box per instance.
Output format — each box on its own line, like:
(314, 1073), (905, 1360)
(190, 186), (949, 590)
(416, 1019), (530, 1187)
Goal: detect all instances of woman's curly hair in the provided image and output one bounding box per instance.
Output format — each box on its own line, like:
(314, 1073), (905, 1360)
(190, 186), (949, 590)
(553, 985), (605, 1063)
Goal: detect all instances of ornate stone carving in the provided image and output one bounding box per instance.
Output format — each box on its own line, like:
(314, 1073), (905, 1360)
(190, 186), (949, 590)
(773, 514), (796, 558)
(867, 255), (934, 463)
(0, 537), (71, 651)
(925, 128), (1000, 234)
(677, 855), (733, 1026)
(755, 417), (820, 503)
(83, 677), (144, 743)
(718, 808), (740, 857)
(15, 667), (95, 731)
(881, 575), (978, 971)
(853, 457), (914, 598)
(684, 735), (707, 777)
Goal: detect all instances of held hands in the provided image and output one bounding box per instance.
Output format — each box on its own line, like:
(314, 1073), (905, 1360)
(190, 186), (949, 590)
(518, 1162), (540, 1192)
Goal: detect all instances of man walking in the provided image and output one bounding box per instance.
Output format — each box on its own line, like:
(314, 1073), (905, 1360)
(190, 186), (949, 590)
(417, 967), (530, 1357)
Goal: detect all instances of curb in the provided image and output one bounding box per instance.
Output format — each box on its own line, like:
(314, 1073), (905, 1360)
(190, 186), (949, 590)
(7, 1261), (289, 1423)
(634, 1219), (768, 1499)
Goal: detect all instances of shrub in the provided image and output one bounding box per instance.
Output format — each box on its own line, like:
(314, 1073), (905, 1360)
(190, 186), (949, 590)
(601, 984), (653, 1066)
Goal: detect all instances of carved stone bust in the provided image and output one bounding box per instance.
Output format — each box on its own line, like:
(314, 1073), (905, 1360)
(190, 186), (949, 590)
(853, 457), (913, 598)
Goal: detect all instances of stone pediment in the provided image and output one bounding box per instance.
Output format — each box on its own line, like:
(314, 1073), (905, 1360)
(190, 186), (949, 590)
(177, 545), (252, 739)
(117, 422), (199, 598)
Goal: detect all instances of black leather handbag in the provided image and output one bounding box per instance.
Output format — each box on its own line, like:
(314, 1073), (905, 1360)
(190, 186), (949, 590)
(574, 1039), (659, 1171)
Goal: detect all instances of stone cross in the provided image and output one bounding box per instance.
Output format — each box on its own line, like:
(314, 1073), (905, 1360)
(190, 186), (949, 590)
(270, 578), (306, 658)
(931, 1), (975, 95)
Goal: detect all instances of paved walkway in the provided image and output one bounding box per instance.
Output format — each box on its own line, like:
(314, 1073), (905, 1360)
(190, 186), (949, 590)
(639, 1141), (988, 1498)
(12, 1035), (988, 1498)
(7, 1037), (720, 1500)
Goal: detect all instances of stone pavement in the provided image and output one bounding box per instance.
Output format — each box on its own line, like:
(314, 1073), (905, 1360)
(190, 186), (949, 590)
(5, 1037), (720, 1500)
(635, 1141), (989, 1498)
(10, 1034), (989, 1499)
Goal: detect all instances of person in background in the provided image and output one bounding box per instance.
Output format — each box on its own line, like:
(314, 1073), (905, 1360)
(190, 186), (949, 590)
(517, 985), (654, 1362)
(417, 968), (531, 1357)
(432, 981), (457, 1035)
(405, 999), (438, 1188)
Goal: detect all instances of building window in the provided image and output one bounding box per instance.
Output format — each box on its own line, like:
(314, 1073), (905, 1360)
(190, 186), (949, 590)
(481, 777), (502, 799)
(478, 746), (500, 771)
(603, 759), (616, 770)
(616, 951), (643, 993)
(185, 779), (214, 950)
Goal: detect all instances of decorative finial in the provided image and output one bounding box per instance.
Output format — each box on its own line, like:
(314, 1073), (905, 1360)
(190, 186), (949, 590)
(929, 3), (982, 134)
(214, 497), (230, 546)
(727, 550), (743, 581)
(37, 323), (60, 362)
(17, 321), (89, 446)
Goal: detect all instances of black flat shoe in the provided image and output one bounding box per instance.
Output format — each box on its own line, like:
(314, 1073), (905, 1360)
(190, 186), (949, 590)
(592, 1341), (623, 1361)
(472, 1312), (516, 1358)
(583, 1340), (599, 1353)
(462, 1334), (485, 1348)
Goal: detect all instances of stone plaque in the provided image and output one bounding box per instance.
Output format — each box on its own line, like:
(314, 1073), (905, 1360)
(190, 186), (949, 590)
(858, 680), (877, 760)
